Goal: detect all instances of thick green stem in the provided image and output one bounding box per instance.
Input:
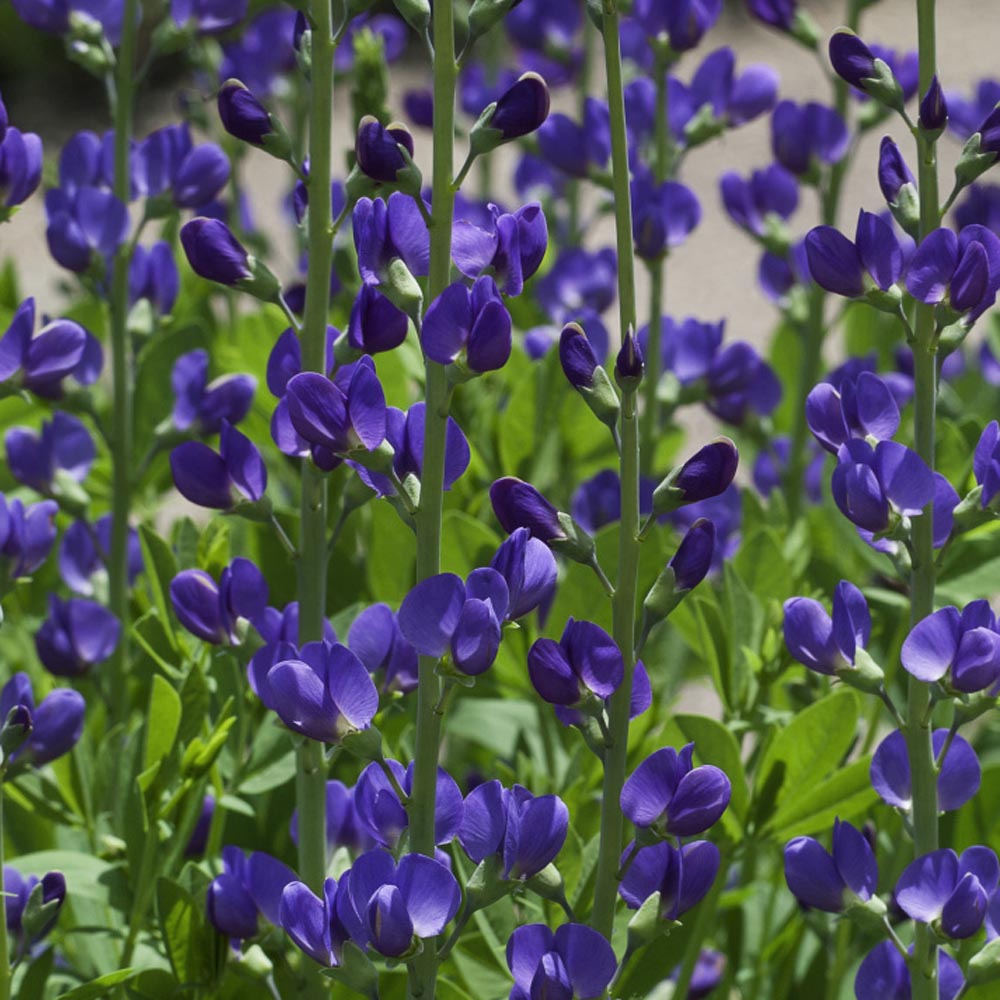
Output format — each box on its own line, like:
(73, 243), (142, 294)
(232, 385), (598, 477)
(408, 4), (457, 998)
(107, 0), (139, 723)
(0, 787), (9, 1000)
(589, 5), (641, 935)
(906, 4), (940, 999)
(293, 3), (336, 996)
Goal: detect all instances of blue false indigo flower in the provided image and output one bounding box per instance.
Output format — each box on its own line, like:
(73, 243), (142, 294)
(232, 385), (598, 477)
(831, 439), (935, 533)
(170, 422), (266, 511)
(616, 329), (644, 387)
(254, 602), (337, 648)
(506, 923), (617, 1000)
(783, 580), (872, 678)
(719, 164), (799, 239)
(206, 846), (296, 947)
(619, 839), (721, 918)
(137, 125), (231, 208)
(59, 515), (142, 595)
(0, 672), (85, 767)
(901, 602), (1000, 693)
(347, 284), (409, 357)
(667, 518), (716, 592)
(258, 641), (379, 744)
(45, 185), (129, 274)
(805, 371), (900, 454)
(753, 436), (824, 503)
(404, 88), (433, 128)
(877, 137), (918, 222)
(650, 439), (740, 515)
(171, 0), (248, 34)
(920, 76), (948, 134)
(3, 866), (66, 946)
(180, 218), (281, 301)
(459, 781), (568, 880)
(906, 225), (1000, 319)
(784, 819), (878, 913)
(355, 759), (464, 849)
(974, 420), (1000, 508)
(855, 942), (964, 1000)
(129, 242), (179, 315)
(452, 203), (548, 297)
(171, 349), (256, 435)
(338, 850), (462, 959)
(804, 210), (903, 305)
(771, 100), (848, 176)
(290, 780), (375, 855)
(559, 323), (620, 429)
(745, 0), (796, 30)
(285, 358), (388, 470)
(536, 101), (611, 180)
(896, 847), (999, 939)
(671, 950), (726, 1000)
(267, 326), (336, 400)
(828, 31), (904, 109)
(871, 728), (980, 813)
(631, 174), (701, 259)
(421, 277), (512, 374)
(0, 495), (58, 582)
(279, 878), (349, 967)
(631, 0), (721, 50)
(489, 527), (558, 620)
(398, 570), (509, 676)
(35, 595), (120, 678)
(355, 116), (416, 185)
(535, 246), (617, 323)
(217, 79), (291, 163)
(459, 63), (519, 120)
(528, 618), (623, 710)
(170, 558), (268, 646)
(470, 73), (551, 161)
(621, 744), (731, 838)
(6, 412), (95, 497)
(0, 127), (43, 216)
(348, 604), (418, 695)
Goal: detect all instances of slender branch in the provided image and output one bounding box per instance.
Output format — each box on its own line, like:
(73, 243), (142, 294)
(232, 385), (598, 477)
(0, 786), (10, 1000)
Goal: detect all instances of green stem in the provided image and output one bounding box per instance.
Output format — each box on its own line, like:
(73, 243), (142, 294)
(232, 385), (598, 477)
(906, 3), (940, 999)
(408, 4), (458, 998)
(0, 786), (9, 1000)
(589, 0), (641, 941)
(107, 0), (140, 724)
(294, 2), (337, 996)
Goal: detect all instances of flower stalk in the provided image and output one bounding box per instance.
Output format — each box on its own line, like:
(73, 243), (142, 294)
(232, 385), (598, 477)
(590, 0), (642, 939)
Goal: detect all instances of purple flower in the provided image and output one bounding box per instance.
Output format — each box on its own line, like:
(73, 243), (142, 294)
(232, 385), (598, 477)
(806, 372), (900, 454)
(828, 31), (881, 91)
(506, 923), (616, 1000)
(975, 420), (1000, 507)
(290, 780), (374, 855)
(631, 173), (701, 259)
(398, 570), (508, 676)
(536, 102), (611, 180)
(355, 760), (463, 849)
(170, 558), (268, 646)
(451, 203), (548, 297)
(353, 193), (430, 289)
(2, 866), (66, 945)
(955, 183), (1000, 234)
(920, 76), (948, 132)
(171, 349), (255, 434)
(878, 136), (916, 208)
(421, 277), (513, 373)
(0, 127), (43, 212)
(906, 225), (1000, 318)
(171, 0), (248, 34)
(672, 950), (725, 1000)
(855, 941), (964, 1000)
(170, 422), (267, 510)
(217, 6), (295, 96)
(338, 850), (461, 958)
(771, 100), (848, 176)
(0, 672), (85, 767)
(719, 164), (799, 237)
(490, 478), (565, 544)
(896, 847), (998, 939)
(355, 117), (415, 184)
(489, 528), (558, 620)
(6, 413), (95, 494)
(348, 604), (418, 695)
(784, 819), (877, 912)
(831, 439), (935, 533)
(753, 436), (824, 504)
(535, 247), (617, 323)
(901, 603), (1000, 692)
(619, 839), (721, 918)
(129, 242), (179, 315)
(745, 0), (797, 30)
(486, 73), (551, 141)
(136, 124), (230, 207)
(458, 781), (568, 879)
(35, 595), (121, 678)
(668, 485), (742, 573)
(346, 285), (409, 358)
(653, 439), (740, 512)
(527, 619), (623, 709)
(669, 519), (717, 592)
(279, 877), (348, 967)
(218, 79), (274, 146)
(871, 729), (980, 813)
(58, 515), (142, 595)
(180, 218), (251, 286)
(0, 496), (59, 581)
(804, 210), (903, 298)
(631, 0), (722, 50)
(206, 846), (296, 946)
(45, 185), (129, 273)
(621, 744), (731, 838)
(783, 580), (871, 676)
(404, 89), (433, 129)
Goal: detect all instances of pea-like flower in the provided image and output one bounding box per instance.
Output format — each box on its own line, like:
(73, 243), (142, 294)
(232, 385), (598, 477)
(179, 218), (252, 287)
(855, 942), (963, 1000)
(805, 210), (903, 301)
(348, 604), (418, 695)
(6, 413), (95, 498)
(905, 225), (1000, 319)
(745, 0), (797, 31)
(489, 527), (558, 621)
(0, 672), (84, 768)
(771, 100), (848, 176)
(206, 846), (296, 946)
(58, 515), (142, 595)
(45, 186), (129, 274)
(451, 203), (547, 297)
(631, 0), (722, 50)
(353, 193), (430, 302)
(217, 79), (282, 149)
(871, 729), (981, 814)
(421, 277), (513, 374)
(480, 73), (551, 142)
(974, 419), (1000, 507)
(536, 102), (611, 181)
(0, 299), (94, 397)
(458, 781), (569, 880)
(347, 284), (409, 356)
(783, 819), (877, 912)
(527, 619), (623, 709)
(783, 580), (871, 676)
(621, 744), (731, 839)
(0, 495), (58, 583)
(901, 602), (1000, 692)
(719, 164), (799, 238)
(2, 866), (67, 950)
(805, 372), (899, 454)
(170, 558), (268, 646)
(490, 477), (566, 544)
(896, 847), (999, 939)
(35, 595), (121, 678)
(631, 173), (701, 259)
(0, 126), (43, 215)
(505, 923), (617, 1000)
(618, 839), (721, 918)
(129, 242), (179, 315)
(137, 123), (230, 208)
(171, 350), (256, 435)
(279, 877), (349, 967)
(170, 422), (267, 510)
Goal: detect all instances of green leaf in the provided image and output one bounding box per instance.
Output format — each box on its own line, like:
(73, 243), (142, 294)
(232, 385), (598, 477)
(7, 852), (114, 906)
(156, 878), (224, 989)
(766, 757), (878, 839)
(365, 500), (416, 604)
(674, 714), (749, 824)
(55, 969), (135, 999)
(145, 675), (182, 772)
(138, 525), (179, 652)
(16, 945), (54, 1000)
(441, 511), (500, 578)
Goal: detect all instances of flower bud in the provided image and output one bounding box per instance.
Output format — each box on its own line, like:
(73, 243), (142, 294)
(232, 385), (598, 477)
(615, 329), (644, 389)
(392, 0), (431, 33)
(355, 116), (417, 186)
(218, 80), (293, 163)
(469, 73), (550, 157)
(919, 76), (948, 137)
(559, 323), (620, 431)
(180, 218), (282, 302)
(828, 31), (904, 111)
(651, 439), (739, 516)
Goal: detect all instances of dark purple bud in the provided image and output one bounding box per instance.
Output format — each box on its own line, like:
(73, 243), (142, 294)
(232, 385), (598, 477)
(979, 104), (1000, 155)
(919, 75), (948, 133)
(665, 439), (740, 506)
(180, 218), (251, 286)
(878, 136), (915, 205)
(490, 477), (565, 543)
(347, 284), (409, 355)
(218, 79), (273, 146)
(804, 225), (864, 297)
(669, 518), (716, 591)
(489, 72), (550, 141)
(828, 31), (876, 90)
(489, 528), (558, 621)
(355, 116), (415, 183)
(559, 322), (599, 389)
(23, 688), (85, 766)
(615, 329), (644, 386)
